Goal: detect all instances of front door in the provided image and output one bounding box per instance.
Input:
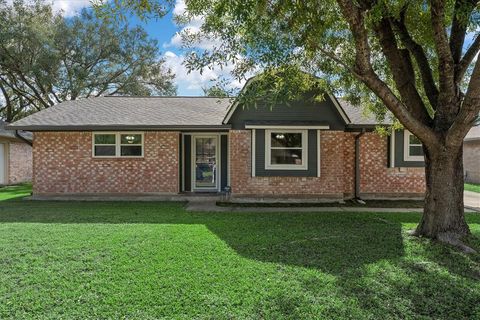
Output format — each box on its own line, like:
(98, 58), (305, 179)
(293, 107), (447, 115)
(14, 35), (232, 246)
(193, 136), (218, 191)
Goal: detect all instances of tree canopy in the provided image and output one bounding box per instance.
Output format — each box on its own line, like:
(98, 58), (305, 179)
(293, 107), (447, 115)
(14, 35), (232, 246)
(101, 0), (480, 139)
(102, 0), (480, 248)
(0, 0), (176, 121)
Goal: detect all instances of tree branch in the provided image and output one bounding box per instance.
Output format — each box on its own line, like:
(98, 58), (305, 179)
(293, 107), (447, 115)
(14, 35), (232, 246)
(336, 0), (437, 144)
(448, 57), (480, 145)
(0, 80), (13, 121)
(373, 17), (432, 126)
(456, 33), (480, 83)
(430, 0), (456, 101)
(449, 0), (477, 64)
(391, 12), (439, 109)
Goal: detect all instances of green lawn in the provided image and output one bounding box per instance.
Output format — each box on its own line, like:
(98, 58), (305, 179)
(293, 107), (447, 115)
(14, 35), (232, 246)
(0, 187), (479, 319)
(465, 183), (480, 193)
(0, 183), (32, 201)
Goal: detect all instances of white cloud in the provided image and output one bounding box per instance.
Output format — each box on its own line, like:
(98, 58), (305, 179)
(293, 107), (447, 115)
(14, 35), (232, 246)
(163, 0), (218, 50)
(164, 0), (254, 95)
(163, 51), (250, 95)
(51, 0), (91, 17)
(6, 0), (92, 17)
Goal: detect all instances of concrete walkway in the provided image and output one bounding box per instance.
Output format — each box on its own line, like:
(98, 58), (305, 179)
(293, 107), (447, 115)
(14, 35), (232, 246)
(187, 194), (480, 213)
(27, 192), (480, 213)
(185, 201), (429, 212)
(465, 190), (480, 211)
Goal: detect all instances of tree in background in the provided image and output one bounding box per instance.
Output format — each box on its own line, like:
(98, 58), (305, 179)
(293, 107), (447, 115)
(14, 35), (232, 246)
(202, 79), (233, 97)
(202, 85), (230, 97)
(103, 0), (480, 251)
(0, 0), (176, 122)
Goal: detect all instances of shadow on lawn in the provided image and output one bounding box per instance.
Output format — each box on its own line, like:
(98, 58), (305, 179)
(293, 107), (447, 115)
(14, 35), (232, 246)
(0, 200), (420, 275)
(0, 201), (478, 275)
(0, 201), (479, 318)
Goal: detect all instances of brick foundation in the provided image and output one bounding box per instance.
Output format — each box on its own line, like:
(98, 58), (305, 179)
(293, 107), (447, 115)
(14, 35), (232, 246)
(8, 142), (33, 184)
(229, 130), (425, 198)
(33, 132), (179, 194)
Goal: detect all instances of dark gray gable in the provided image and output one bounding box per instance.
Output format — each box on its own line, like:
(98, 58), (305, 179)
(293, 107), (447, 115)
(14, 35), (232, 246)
(226, 94), (349, 130)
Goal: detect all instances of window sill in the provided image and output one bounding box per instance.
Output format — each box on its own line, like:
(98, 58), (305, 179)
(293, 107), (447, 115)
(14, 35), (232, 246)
(92, 157), (145, 160)
(403, 156), (424, 162)
(264, 166), (308, 171)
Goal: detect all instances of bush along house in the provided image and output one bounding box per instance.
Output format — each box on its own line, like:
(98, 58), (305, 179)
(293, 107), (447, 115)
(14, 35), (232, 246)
(8, 79), (426, 200)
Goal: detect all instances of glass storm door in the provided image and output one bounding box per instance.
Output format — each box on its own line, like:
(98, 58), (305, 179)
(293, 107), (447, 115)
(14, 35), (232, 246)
(193, 136), (218, 190)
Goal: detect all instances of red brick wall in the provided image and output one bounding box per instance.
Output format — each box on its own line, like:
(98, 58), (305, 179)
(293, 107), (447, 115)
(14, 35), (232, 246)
(229, 130), (425, 198)
(359, 133), (425, 198)
(33, 132), (179, 195)
(8, 142), (33, 184)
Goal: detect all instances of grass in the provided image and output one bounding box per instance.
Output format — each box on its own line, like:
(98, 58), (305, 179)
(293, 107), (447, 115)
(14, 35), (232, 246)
(0, 186), (479, 319)
(0, 183), (32, 201)
(465, 183), (480, 193)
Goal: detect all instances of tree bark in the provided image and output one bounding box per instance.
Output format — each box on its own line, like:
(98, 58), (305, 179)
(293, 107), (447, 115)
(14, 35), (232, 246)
(414, 142), (473, 251)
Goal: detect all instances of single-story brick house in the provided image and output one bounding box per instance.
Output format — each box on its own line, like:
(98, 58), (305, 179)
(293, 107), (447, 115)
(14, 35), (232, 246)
(464, 126), (480, 184)
(0, 121), (33, 185)
(8, 90), (426, 199)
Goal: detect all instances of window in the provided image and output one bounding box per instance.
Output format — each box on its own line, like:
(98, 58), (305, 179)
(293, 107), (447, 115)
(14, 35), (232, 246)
(93, 132), (143, 158)
(265, 129), (308, 170)
(94, 134), (116, 157)
(404, 130), (424, 161)
(120, 134), (142, 156)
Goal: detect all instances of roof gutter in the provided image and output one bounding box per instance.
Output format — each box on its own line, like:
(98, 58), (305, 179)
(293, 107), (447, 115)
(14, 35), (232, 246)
(354, 129), (366, 200)
(6, 124), (232, 131)
(15, 130), (32, 147)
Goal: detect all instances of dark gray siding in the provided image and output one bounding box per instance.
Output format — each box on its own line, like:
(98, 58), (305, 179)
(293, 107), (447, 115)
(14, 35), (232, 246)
(228, 94), (347, 130)
(183, 135), (192, 191)
(254, 129), (318, 177)
(221, 135), (228, 190)
(179, 136), (183, 192)
(392, 130), (425, 167)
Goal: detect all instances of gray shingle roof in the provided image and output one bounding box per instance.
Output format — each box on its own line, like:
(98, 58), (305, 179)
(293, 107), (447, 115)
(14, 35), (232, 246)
(337, 99), (383, 125)
(8, 95), (384, 131)
(465, 126), (480, 141)
(9, 97), (233, 130)
(0, 120), (32, 141)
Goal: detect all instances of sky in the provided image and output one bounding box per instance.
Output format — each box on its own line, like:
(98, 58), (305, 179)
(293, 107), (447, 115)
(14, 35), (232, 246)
(48, 0), (247, 96)
(15, 1), (480, 97)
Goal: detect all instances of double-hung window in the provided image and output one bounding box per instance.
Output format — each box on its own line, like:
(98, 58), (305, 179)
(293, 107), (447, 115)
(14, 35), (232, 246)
(404, 130), (424, 161)
(93, 132), (144, 158)
(265, 129), (308, 170)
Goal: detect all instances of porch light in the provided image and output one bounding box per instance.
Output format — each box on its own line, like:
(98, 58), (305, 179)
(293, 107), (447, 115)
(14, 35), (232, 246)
(125, 135), (136, 144)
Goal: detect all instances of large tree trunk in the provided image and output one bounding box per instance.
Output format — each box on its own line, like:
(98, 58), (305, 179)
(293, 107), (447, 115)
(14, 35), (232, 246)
(414, 143), (473, 251)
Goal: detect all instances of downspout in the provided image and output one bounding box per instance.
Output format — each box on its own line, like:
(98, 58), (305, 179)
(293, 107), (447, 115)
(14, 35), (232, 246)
(354, 129), (366, 200)
(15, 131), (32, 147)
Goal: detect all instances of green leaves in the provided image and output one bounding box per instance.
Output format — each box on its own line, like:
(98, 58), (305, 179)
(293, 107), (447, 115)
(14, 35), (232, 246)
(0, 0), (176, 121)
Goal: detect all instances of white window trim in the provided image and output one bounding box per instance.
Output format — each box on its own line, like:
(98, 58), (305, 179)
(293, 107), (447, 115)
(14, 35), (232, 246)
(265, 129), (308, 170)
(191, 134), (221, 192)
(317, 130), (321, 177)
(403, 130), (423, 161)
(92, 132), (144, 158)
(252, 129), (256, 177)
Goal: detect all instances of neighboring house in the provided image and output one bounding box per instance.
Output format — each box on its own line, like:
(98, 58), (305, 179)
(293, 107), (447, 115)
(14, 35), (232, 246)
(464, 126), (480, 184)
(0, 121), (33, 185)
(8, 87), (426, 199)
